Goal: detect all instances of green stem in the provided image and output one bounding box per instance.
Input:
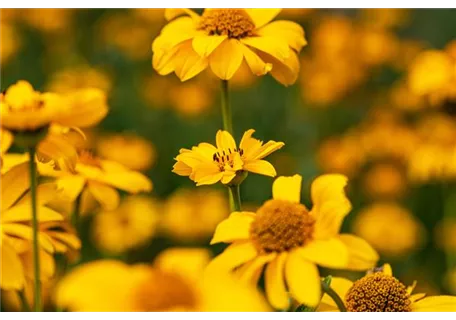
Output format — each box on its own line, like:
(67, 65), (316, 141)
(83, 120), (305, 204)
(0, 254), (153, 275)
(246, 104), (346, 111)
(18, 290), (31, 312)
(71, 192), (82, 230)
(220, 80), (233, 134)
(228, 185), (241, 212)
(28, 147), (42, 312)
(321, 280), (347, 312)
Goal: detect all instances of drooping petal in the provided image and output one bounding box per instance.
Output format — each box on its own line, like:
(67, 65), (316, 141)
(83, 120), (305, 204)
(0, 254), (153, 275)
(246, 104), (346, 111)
(210, 212), (255, 244)
(237, 253), (276, 285)
(411, 296), (456, 312)
(272, 174), (302, 203)
(257, 49), (300, 86)
(205, 241), (258, 274)
(311, 174), (352, 239)
(240, 45), (272, 76)
(172, 160), (193, 176)
(209, 39), (244, 80)
(2, 224), (55, 253)
(172, 40), (209, 82)
(2, 205), (63, 223)
(338, 234), (379, 271)
(253, 140), (285, 160)
(285, 250), (321, 307)
(55, 175), (87, 201)
(257, 20), (307, 52)
(296, 238), (349, 269)
(192, 34), (227, 57)
(243, 160), (276, 177)
(87, 181), (120, 211)
(244, 9), (281, 28)
(0, 241), (25, 290)
(38, 134), (78, 172)
(1, 162), (30, 212)
(241, 36), (290, 63)
(239, 129), (263, 159)
(265, 252), (289, 311)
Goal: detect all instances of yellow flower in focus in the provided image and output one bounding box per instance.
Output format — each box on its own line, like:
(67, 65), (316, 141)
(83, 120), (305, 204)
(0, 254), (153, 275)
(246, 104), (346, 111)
(0, 21), (20, 65)
(92, 196), (160, 254)
(353, 202), (425, 258)
(208, 174), (379, 308)
(362, 163), (407, 199)
(96, 133), (156, 171)
(46, 65), (112, 94)
(0, 162), (80, 291)
(173, 129), (284, 186)
(153, 9), (306, 85)
(319, 264), (456, 311)
(55, 252), (271, 311)
(161, 188), (229, 241)
(39, 150), (153, 214)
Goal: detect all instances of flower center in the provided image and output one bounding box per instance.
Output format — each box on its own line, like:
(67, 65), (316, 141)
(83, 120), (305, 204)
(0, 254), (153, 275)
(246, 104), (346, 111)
(250, 199), (315, 253)
(212, 147), (243, 171)
(78, 150), (102, 168)
(134, 269), (198, 311)
(198, 9), (255, 39)
(345, 273), (412, 312)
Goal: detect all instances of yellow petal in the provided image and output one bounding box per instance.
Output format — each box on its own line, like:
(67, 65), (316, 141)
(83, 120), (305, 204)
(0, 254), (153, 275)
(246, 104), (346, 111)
(100, 168), (153, 194)
(265, 252), (290, 310)
(285, 250), (321, 307)
(46, 230), (81, 251)
(38, 134), (78, 172)
(410, 293), (426, 302)
(320, 277), (353, 309)
(257, 49), (300, 86)
(21, 248), (55, 281)
(311, 174), (352, 239)
(241, 45), (272, 76)
(0, 241), (25, 290)
(172, 160), (192, 176)
(206, 241), (258, 274)
(241, 36), (290, 63)
(210, 212), (255, 244)
(237, 253), (276, 285)
(272, 174), (302, 203)
(1, 224), (55, 253)
(1, 128), (13, 153)
(383, 263), (393, 276)
(192, 34), (227, 57)
(243, 159), (277, 177)
(193, 162), (223, 186)
(220, 171), (237, 185)
(215, 130), (237, 151)
(296, 238), (349, 269)
(338, 234), (379, 271)
(87, 181), (120, 211)
(411, 296), (456, 312)
(209, 39), (244, 80)
(55, 175), (87, 201)
(257, 20), (307, 51)
(2, 205), (63, 223)
(173, 40), (209, 82)
(253, 140), (285, 160)
(244, 9), (281, 28)
(16, 182), (60, 207)
(1, 162), (30, 212)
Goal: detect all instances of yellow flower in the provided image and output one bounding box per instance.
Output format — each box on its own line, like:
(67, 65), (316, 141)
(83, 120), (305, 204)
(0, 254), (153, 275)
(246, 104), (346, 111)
(318, 264), (456, 311)
(39, 150), (153, 214)
(362, 163), (407, 199)
(92, 196), (160, 254)
(353, 202), (425, 258)
(161, 188), (229, 241)
(0, 162), (80, 291)
(96, 133), (156, 171)
(208, 174), (379, 308)
(152, 9), (306, 85)
(55, 249), (271, 311)
(173, 129), (284, 186)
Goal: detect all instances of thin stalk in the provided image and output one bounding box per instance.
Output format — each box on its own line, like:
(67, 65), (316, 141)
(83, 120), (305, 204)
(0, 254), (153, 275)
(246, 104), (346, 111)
(18, 290), (31, 312)
(228, 185), (241, 212)
(321, 280), (347, 312)
(28, 147), (42, 312)
(220, 80), (233, 134)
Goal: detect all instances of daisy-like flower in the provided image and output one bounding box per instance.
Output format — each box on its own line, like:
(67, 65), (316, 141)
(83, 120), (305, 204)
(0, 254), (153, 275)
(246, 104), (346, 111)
(207, 174), (379, 309)
(55, 249), (271, 311)
(1, 162), (80, 291)
(153, 9), (306, 86)
(173, 129), (284, 186)
(318, 264), (456, 312)
(39, 149), (153, 213)
(1, 81), (109, 170)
